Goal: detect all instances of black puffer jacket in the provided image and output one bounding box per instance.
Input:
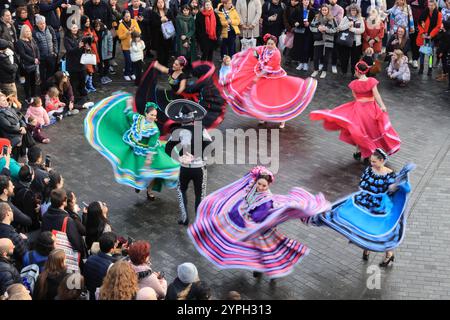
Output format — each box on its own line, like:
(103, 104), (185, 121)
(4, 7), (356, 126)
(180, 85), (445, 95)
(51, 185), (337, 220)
(63, 33), (83, 73)
(0, 51), (18, 84)
(0, 256), (21, 296)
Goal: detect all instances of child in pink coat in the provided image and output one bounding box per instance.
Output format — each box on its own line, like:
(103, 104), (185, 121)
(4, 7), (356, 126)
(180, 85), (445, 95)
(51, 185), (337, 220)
(25, 97), (50, 127)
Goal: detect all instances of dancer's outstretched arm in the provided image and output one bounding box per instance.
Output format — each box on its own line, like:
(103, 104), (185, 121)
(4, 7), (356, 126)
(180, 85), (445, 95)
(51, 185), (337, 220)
(372, 85), (387, 112)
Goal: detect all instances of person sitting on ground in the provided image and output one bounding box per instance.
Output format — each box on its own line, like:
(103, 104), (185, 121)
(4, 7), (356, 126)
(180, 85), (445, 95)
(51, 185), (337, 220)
(166, 262), (200, 300)
(26, 116), (50, 144)
(128, 240), (167, 299)
(25, 97), (50, 129)
(44, 87), (66, 121)
(83, 232), (120, 300)
(33, 249), (69, 300)
(0, 238), (21, 296)
(387, 49), (410, 87)
(22, 231), (55, 272)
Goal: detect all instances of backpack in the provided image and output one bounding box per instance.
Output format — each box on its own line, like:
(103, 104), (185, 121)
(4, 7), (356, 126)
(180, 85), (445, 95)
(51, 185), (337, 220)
(20, 254), (40, 295)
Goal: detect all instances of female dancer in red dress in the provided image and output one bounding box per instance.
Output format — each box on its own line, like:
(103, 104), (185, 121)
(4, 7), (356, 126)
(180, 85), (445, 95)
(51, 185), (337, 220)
(310, 61), (401, 161)
(222, 33), (317, 129)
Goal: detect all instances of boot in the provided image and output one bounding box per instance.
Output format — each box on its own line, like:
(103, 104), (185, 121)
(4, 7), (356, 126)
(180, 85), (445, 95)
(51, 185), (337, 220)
(87, 75), (96, 92)
(85, 75), (93, 93)
(418, 64), (424, 75)
(427, 67), (433, 77)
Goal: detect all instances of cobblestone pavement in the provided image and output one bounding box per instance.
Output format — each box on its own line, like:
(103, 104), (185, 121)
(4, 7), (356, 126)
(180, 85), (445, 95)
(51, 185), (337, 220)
(37, 56), (450, 300)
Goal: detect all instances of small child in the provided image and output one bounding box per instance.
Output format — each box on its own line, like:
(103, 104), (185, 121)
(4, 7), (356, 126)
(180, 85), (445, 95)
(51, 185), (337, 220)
(45, 87), (65, 121)
(25, 97), (50, 127)
(26, 116), (50, 144)
(387, 49), (411, 87)
(219, 55), (231, 85)
(130, 31), (146, 86)
(361, 47), (382, 77)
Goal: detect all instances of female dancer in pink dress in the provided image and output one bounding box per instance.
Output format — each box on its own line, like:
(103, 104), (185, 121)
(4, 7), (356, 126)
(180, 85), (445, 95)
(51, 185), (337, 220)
(222, 33), (317, 129)
(310, 61), (401, 161)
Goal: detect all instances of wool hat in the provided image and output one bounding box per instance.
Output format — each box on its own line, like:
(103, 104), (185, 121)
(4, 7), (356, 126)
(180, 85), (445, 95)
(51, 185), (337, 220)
(177, 262), (198, 284)
(0, 39), (9, 50)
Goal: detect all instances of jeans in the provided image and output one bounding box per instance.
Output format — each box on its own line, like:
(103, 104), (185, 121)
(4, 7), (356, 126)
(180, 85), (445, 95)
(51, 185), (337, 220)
(221, 29), (237, 57)
(122, 50), (133, 76)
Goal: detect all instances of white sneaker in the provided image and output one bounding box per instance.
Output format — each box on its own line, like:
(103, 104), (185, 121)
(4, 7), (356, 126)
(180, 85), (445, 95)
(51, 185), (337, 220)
(332, 65), (338, 74)
(124, 75), (131, 81)
(110, 60), (118, 67)
(412, 60), (418, 68)
(130, 74), (136, 80)
(82, 102), (94, 109)
(19, 77), (25, 84)
(296, 63), (303, 70)
(319, 64), (323, 70)
(311, 70), (319, 78)
(302, 63), (309, 71)
(320, 71), (327, 79)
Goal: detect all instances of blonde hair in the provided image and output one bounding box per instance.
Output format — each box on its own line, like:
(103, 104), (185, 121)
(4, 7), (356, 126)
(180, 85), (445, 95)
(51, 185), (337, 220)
(99, 261), (138, 300)
(48, 87), (60, 98)
(19, 24), (32, 41)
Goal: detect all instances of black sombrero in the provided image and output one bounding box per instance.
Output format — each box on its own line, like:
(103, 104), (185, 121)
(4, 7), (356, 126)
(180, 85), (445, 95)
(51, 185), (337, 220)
(165, 99), (207, 123)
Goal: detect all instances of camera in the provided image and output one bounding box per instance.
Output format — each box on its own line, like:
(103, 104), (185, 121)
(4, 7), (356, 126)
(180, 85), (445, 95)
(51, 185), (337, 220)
(2, 145), (8, 156)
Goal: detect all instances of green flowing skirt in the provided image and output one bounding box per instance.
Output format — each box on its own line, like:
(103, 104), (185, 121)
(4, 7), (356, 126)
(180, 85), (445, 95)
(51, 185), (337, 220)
(84, 92), (180, 191)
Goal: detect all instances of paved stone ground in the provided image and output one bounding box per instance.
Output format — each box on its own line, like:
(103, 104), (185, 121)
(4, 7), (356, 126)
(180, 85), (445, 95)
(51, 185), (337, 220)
(33, 51), (450, 300)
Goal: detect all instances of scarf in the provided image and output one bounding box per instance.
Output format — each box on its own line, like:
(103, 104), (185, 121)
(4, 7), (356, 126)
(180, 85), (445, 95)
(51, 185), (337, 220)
(177, 14), (192, 35)
(419, 7), (438, 35)
(122, 18), (132, 30)
(202, 9), (217, 40)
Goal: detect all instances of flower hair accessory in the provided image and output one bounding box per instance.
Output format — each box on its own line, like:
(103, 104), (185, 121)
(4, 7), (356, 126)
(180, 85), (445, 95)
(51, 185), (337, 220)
(250, 166), (275, 183)
(355, 60), (370, 74)
(145, 102), (160, 113)
(263, 33), (277, 44)
(375, 148), (388, 161)
(176, 56), (188, 67)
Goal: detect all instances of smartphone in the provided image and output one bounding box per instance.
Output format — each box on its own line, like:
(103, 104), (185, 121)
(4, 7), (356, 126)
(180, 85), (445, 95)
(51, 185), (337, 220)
(157, 271), (165, 279)
(45, 155), (51, 168)
(127, 236), (135, 246)
(2, 145), (8, 156)
(82, 201), (89, 208)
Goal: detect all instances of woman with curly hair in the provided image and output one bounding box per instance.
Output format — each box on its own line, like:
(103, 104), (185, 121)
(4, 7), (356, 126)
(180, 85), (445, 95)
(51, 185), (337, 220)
(98, 260), (138, 300)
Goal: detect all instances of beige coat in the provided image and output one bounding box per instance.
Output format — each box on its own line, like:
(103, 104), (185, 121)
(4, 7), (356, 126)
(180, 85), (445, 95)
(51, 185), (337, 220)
(236, 0), (262, 38)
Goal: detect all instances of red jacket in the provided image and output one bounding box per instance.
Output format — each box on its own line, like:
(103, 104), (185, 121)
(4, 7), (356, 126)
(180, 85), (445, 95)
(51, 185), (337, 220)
(416, 10), (442, 47)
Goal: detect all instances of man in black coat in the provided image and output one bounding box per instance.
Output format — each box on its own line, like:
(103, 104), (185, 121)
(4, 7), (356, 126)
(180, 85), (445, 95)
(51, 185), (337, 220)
(261, 0), (285, 39)
(0, 39), (18, 96)
(0, 238), (21, 295)
(27, 146), (50, 198)
(0, 92), (26, 160)
(0, 175), (32, 230)
(0, 202), (28, 268)
(41, 188), (85, 257)
(83, 232), (120, 300)
(0, 9), (17, 49)
(84, 0), (113, 30)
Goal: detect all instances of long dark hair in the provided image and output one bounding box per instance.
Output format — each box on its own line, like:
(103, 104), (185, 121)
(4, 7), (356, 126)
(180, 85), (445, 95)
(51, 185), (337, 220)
(43, 171), (63, 202)
(35, 249), (66, 300)
(53, 71), (69, 92)
(85, 201), (109, 245)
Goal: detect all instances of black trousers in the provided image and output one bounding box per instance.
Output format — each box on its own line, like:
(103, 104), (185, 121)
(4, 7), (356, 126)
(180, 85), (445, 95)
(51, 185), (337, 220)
(292, 32), (312, 63)
(132, 60), (144, 85)
(177, 166), (207, 223)
(24, 71), (37, 99)
(410, 29), (420, 61)
(313, 45), (332, 71)
(339, 44), (362, 75)
(69, 70), (87, 101)
(39, 55), (56, 90)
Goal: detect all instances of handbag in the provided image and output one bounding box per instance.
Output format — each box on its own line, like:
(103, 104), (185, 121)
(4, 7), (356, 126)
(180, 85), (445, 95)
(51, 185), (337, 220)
(335, 30), (354, 47)
(278, 32), (287, 52)
(52, 217), (80, 273)
(284, 31), (294, 49)
(80, 53), (97, 65)
(161, 20), (176, 39)
(419, 41), (433, 56)
(240, 30), (257, 51)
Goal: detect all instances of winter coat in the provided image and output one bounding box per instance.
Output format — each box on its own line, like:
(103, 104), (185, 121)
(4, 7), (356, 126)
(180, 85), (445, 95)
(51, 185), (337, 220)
(0, 222), (28, 266)
(130, 40), (145, 62)
(117, 19), (141, 50)
(16, 39), (40, 74)
(175, 14), (196, 59)
(0, 20), (17, 49)
(84, 0), (113, 30)
(39, 0), (64, 30)
(83, 252), (117, 300)
(0, 256), (21, 296)
(195, 10), (222, 51)
(63, 33), (83, 73)
(97, 29), (113, 61)
(416, 9), (443, 47)
(363, 19), (385, 53)
(338, 16), (365, 47)
(0, 51), (18, 84)
(387, 55), (410, 81)
(236, 0), (262, 38)
(25, 106), (50, 126)
(0, 107), (25, 147)
(261, 1), (285, 37)
(131, 263), (167, 299)
(33, 26), (57, 58)
(310, 15), (338, 48)
(217, 3), (241, 38)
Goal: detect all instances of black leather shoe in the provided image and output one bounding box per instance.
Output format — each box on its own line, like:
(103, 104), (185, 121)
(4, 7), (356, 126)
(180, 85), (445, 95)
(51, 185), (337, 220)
(363, 252), (370, 261)
(135, 188), (141, 193)
(379, 255), (395, 267)
(146, 190), (156, 201)
(253, 271), (262, 278)
(353, 152), (361, 161)
(178, 218), (189, 226)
